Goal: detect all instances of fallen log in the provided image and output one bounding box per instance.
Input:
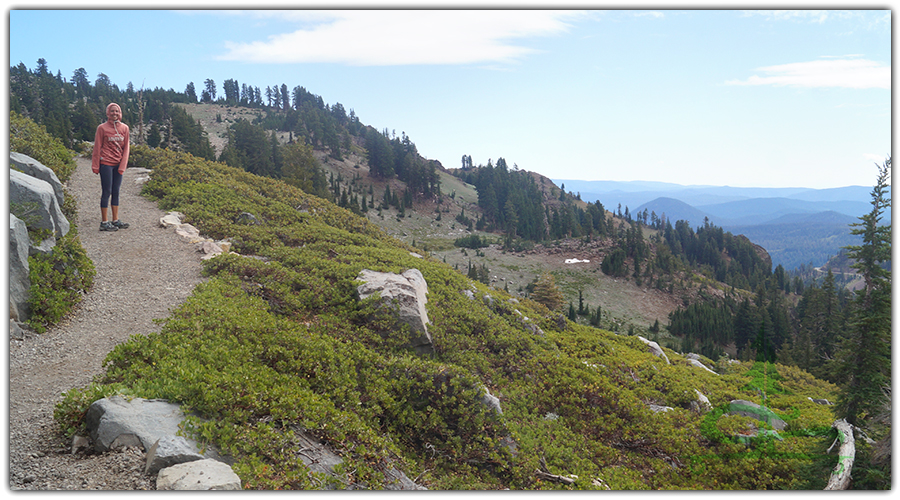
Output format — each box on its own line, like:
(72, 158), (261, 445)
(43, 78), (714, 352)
(824, 419), (855, 490)
(535, 470), (576, 485)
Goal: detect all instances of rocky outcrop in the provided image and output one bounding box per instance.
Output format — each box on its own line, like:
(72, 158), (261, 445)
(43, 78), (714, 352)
(479, 386), (503, 415)
(684, 353), (718, 375)
(9, 167), (70, 253)
(8, 153), (73, 330)
(81, 395), (425, 490)
(693, 389), (712, 413)
(637, 336), (670, 364)
(10, 152), (65, 209)
(357, 269), (433, 355)
(9, 214), (31, 325)
(647, 404), (674, 413)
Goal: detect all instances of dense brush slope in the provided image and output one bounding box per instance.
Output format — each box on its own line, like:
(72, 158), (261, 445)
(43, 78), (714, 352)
(57, 147), (840, 490)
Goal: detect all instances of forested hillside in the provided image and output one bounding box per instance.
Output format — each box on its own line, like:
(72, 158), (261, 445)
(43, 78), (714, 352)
(10, 59), (891, 489)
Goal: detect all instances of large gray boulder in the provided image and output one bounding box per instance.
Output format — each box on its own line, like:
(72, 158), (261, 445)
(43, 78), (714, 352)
(156, 459), (241, 491)
(85, 396), (195, 453)
(9, 213), (31, 322)
(10, 152), (65, 208)
(9, 168), (70, 249)
(357, 269), (433, 355)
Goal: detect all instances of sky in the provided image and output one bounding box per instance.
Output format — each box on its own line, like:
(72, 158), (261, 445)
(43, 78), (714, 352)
(6, 2), (892, 189)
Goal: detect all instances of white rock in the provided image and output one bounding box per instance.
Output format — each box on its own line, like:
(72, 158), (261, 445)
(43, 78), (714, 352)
(156, 459), (241, 491)
(637, 336), (670, 364)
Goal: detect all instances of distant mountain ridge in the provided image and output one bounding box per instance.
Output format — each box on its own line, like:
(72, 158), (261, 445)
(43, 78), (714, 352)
(554, 179), (883, 270)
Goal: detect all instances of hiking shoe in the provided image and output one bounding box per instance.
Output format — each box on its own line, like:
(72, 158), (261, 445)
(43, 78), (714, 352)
(100, 221), (118, 231)
(111, 220), (130, 229)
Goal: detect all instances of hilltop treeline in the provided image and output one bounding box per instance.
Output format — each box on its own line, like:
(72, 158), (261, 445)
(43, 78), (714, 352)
(10, 59), (439, 204)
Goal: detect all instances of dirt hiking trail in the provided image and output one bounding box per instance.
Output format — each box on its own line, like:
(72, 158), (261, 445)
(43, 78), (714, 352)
(8, 156), (205, 490)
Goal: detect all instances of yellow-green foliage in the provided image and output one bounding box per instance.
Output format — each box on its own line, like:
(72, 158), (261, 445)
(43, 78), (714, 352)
(57, 148), (840, 490)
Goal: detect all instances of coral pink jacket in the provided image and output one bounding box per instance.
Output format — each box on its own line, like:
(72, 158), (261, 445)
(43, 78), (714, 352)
(91, 120), (130, 174)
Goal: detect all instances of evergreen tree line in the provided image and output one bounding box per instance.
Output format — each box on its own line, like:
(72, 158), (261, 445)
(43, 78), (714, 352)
(9, 59), (442, 203)
(11, 59), (216, 160)
(658, 218), (771, 291)
(666, 159), (890, 431)
(454, 158), (552, 242)
(363, 127), (441, 199)
(454, 159), (770, 292)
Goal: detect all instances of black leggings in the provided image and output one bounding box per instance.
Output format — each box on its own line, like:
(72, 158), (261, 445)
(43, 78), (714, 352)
(99, 164), (123, 208)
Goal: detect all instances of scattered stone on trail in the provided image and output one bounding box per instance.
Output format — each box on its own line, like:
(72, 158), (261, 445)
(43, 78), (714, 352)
(159, 211), (184, 228)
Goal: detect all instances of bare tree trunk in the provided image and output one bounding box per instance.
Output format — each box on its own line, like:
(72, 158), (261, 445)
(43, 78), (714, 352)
(824, 419), (855, 490)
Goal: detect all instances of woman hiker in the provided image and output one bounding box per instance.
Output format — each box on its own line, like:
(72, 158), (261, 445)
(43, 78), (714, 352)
(91, 102), (130, 231)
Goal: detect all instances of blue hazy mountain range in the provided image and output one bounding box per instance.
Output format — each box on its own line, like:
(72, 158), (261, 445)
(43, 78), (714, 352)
(553, 180), (889, 270)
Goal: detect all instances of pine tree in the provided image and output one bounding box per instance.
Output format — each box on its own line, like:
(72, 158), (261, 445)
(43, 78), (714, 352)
(589, 305), (602, 327)
(530, 273), (565, 312)
(834, 158), (891, 426)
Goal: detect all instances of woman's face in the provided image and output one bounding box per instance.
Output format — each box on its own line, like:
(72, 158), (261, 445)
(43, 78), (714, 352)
(107, 105), (122, 122)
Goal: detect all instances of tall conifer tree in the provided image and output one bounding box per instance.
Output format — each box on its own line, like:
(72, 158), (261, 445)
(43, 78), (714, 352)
(834, 157), (891, 426)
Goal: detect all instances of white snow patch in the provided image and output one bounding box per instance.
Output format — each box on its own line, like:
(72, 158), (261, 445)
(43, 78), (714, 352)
(564, 258), (590, 264)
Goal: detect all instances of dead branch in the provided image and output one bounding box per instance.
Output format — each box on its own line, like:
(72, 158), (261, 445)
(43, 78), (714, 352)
(535, 469), (576, 485)
(824, 419), (855, 490)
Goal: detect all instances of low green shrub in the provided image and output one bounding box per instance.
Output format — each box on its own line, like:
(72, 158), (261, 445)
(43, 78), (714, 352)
(26, 229), (95, 333)
(54, 147), (841, 490)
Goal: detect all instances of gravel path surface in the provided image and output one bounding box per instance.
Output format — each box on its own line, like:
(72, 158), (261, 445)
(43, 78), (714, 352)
(8, 156), (206, 490)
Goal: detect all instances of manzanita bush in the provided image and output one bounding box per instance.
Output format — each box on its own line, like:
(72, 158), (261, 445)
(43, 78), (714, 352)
(56, 147), (841, 490)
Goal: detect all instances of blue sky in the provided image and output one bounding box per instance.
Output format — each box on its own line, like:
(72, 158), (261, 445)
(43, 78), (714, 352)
(7, 4), (892, 189)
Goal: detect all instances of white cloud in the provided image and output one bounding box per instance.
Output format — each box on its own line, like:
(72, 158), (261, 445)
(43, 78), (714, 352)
(739, 10), (842, 24)
(216, 10), (583, 66)
(863, 153), (888, 164)
(633, 11), (665, 19)
(725, 57), (890, 89)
